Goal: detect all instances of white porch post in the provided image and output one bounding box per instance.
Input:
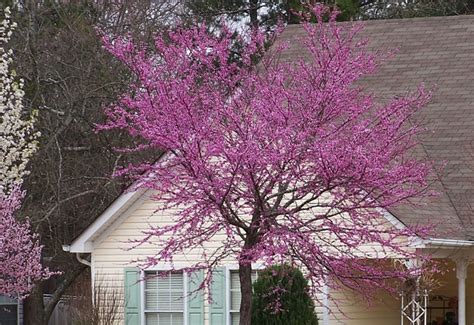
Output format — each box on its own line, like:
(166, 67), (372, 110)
(455, 258), (468, 325)
(322, 279), (330, 325)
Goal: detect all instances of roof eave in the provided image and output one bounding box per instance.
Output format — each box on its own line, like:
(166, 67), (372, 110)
(424, 238), (474, 248)
(64, 188), (146, 253)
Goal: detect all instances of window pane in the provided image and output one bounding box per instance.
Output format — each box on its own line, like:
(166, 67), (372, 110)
(230, 290), (241, 311)
(157, 291), (170, 310)
(230, 271), (240, 290)
(170, 312), (183, 325)
(158, 313), (172, 325)
(145, 271), (184, 312)
(146, 312), (158, 325)
(251, 272), (258, 283)
(169, 273), (183, 291)
(0, 296), (17, 305)
(231, 312), (240, 325)
(230, 270), (258, 289)
(145, 273), (158, 290)
(157, 276), (170, 291)
(230, 270), (257, 311)
(169, 292), (184, 310)
(0, 304), (18, 325)
(146, 312), (183, 325)
(145, 289), (158, 309)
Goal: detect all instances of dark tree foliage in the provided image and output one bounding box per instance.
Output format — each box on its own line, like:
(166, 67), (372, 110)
(186, 0), (474, 29)
(251, 265), (318, 325)
(185, 0), (357, 30)
(2, 1), (176, 323)
(184, 0), (378, 30)
(9, 3), (131, 323)
(359, 0), (474, 19)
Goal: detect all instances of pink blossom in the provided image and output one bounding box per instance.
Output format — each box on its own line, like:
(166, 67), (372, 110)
(0, 187), (51, 299)
(101, 4), (434, 309)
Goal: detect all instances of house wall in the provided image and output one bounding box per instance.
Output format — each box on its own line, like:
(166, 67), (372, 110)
(92, 194), (243, 325)
(329, 289), (400, 325)
(91, 193), (417, 325)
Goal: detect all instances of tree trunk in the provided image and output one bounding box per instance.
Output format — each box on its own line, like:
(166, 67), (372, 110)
(239, 261), (253, 325)
(44, 263), (88, 322)
(24, 263), (87, 325)
(249, 0), (259, 28)
(24, 282), (47, 325)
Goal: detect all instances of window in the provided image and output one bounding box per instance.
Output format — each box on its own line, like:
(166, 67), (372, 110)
(0, 295), (19, 325)
(229, 270), (258, 325)
(144, 271), (184, 325)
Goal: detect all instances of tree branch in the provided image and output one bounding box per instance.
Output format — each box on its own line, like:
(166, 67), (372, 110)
(43, 263), (88, 321)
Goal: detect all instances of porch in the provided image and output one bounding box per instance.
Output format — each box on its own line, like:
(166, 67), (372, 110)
(325, 244), (474, 325)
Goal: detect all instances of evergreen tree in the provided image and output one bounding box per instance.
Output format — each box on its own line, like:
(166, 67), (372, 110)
(185, 0), (362, 31)
(186, 0), (474, 29)
(251, 265), (318, 325)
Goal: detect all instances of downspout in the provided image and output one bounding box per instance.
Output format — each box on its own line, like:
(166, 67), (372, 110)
(62, 245), (94, 305)
(62, 244), (91, 267)
(76, 253), (91, 267)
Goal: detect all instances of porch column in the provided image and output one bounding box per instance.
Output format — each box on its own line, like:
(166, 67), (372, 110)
(455, 258), (468, 325)
(322, 278), (330, 325)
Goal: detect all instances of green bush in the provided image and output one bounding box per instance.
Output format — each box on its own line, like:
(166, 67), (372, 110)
(251, 264), (318, 325)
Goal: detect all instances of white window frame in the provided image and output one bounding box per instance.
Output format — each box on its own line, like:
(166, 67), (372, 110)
(140, 265), (189, 325)
(225, 263), (264, 325)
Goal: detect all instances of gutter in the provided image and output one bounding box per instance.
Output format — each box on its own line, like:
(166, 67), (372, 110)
(424, 238), (474, 247)
(62, 244), (91, 267)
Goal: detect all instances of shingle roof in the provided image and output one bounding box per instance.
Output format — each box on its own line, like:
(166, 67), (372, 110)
(278, 15), (474, 240)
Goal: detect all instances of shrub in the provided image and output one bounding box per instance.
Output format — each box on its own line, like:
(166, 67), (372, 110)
(66, 276), (122, 325)
(251, 264), (318, 325)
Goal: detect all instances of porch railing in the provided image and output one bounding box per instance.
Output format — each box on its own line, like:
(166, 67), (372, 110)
(401, 289), (428, 325)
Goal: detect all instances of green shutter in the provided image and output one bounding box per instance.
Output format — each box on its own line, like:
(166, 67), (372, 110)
(187, 270), (204, 325)
(210, 267), (227, 325)
(124, 267), (141, 325)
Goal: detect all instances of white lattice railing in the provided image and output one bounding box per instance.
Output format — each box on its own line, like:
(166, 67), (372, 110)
(401, 289), (428, 325)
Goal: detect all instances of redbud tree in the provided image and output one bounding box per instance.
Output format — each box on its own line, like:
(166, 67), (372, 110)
(0, 7), (50, 299)
(101, 6), (432, 324)
(0, 189), (48, 298)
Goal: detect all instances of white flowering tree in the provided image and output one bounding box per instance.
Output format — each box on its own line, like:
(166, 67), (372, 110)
(0, 7), (50, 299)
(0, 7), (38, 194)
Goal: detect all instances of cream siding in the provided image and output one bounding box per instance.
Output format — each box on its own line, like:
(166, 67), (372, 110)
(94, 195), (236, 325)
(92, 192), (414, 324)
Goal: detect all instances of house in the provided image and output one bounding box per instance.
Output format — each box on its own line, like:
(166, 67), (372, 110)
(64, 14), (474, 325)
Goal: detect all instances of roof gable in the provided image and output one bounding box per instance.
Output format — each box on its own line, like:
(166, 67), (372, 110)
(65, 188), (147, 253)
